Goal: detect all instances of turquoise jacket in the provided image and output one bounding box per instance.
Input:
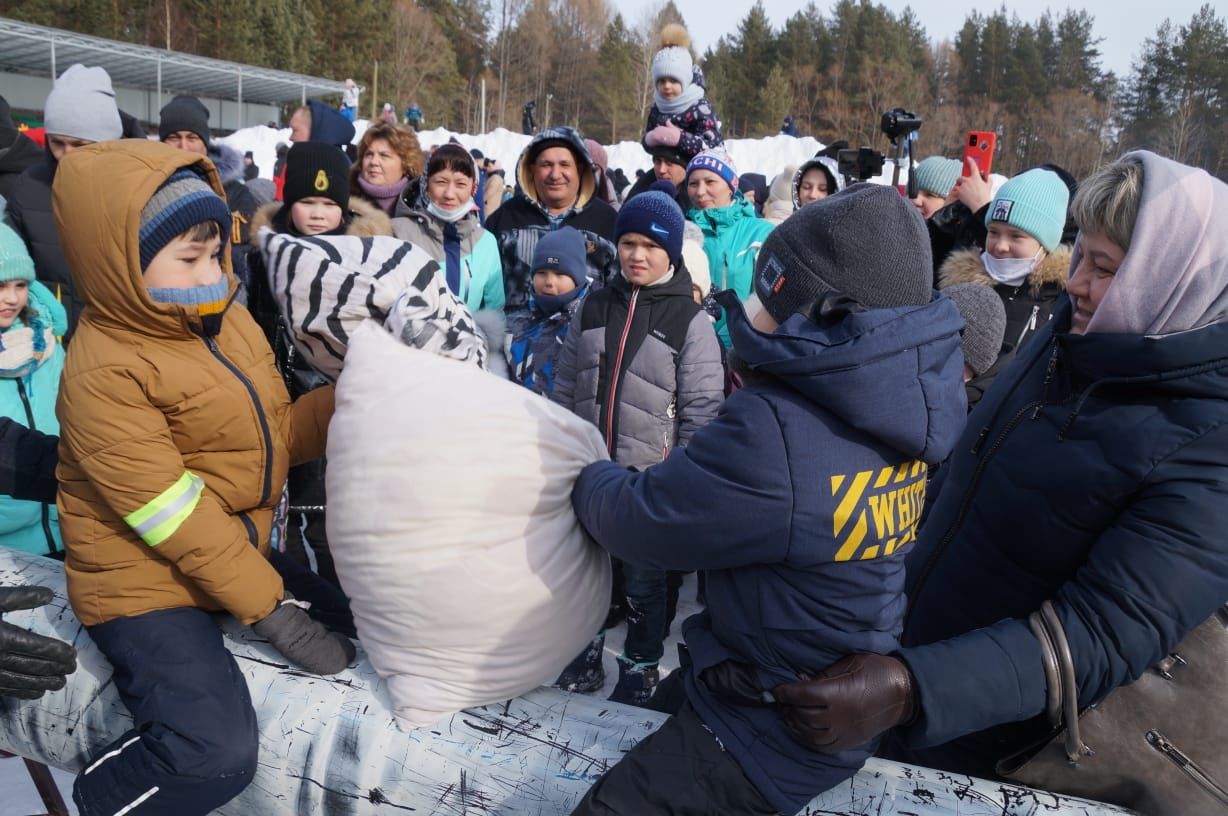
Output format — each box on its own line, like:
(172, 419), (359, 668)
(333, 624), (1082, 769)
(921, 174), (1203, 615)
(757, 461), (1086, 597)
(0, 281), (65, 555)
(689, 195), (774, 346)
(392, 205), (506, 314)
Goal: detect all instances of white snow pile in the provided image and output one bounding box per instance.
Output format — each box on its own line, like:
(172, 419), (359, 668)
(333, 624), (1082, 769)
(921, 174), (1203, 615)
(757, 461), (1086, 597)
(217, 121), (919, 190)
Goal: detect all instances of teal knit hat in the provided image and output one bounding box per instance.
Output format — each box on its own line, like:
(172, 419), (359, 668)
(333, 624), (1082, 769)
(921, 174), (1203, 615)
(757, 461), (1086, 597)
(0, 221), (35, 283)
(913, 156), (962, 198)
(985, 169), (1070, 252)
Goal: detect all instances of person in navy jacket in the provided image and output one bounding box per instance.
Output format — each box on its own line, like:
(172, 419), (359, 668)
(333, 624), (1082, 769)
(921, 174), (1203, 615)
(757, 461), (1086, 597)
(568, 184), (967, 816)
(772, 152), (1228, 806)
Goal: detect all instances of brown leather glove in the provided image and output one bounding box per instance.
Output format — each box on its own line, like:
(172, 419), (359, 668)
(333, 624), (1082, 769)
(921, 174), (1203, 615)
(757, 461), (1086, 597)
(771, 653), (917, 752)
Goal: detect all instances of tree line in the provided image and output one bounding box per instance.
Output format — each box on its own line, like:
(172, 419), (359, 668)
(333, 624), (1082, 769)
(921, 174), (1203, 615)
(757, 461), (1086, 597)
(2, 0), (1225, 180)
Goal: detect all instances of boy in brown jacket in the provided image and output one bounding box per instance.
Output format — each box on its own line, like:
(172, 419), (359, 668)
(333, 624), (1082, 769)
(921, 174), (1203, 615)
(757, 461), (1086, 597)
(52, 140), (352, 816)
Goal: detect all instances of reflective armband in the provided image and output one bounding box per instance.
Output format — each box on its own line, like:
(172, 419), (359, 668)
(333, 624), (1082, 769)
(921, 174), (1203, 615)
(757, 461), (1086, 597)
(123, 471), (205, 547)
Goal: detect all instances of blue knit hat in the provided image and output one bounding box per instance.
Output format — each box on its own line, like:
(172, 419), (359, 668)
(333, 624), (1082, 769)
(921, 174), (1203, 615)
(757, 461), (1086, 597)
(913, 156), (962, 198)
(985, 169), (1071, 252)
(0, 221), (35, 283)
(686, 147), (738, 195)
(614, 190), (685, 263)
(532, 226), (588, 290)
(139, 169), (231, 270)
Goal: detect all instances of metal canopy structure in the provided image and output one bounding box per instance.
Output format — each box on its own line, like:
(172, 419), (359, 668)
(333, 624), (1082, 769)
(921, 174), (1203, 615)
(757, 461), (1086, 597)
(0, 17), (347, 106)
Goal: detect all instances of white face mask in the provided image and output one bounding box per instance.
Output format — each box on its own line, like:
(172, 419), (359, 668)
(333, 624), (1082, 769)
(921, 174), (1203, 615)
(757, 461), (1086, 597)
(981, 248), (1043, 286)
(427, 198), (472, 223)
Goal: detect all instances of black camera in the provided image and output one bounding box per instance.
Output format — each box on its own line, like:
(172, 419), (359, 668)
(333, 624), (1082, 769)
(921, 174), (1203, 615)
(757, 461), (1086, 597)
(836, 147), (886, 182)
(880, 108), (923, 142)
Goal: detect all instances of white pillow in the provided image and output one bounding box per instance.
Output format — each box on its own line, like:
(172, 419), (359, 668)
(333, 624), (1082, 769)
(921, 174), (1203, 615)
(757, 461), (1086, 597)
(326, 322), (612, 729)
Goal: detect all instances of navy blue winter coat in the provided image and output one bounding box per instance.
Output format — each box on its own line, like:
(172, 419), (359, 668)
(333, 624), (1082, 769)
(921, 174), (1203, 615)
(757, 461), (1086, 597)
(895, 298), (1228, 778)
(572, 291), (967, 814)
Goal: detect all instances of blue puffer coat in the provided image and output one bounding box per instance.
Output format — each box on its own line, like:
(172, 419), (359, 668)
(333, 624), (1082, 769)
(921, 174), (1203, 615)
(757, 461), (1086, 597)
(896, 298), (1228, 777)
(572, 291), (967, 814)
(0, 281), (65, 555)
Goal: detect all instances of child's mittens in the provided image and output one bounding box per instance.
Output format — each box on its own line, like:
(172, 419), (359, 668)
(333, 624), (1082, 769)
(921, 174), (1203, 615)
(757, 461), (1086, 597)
(252, 595), (356, 675)
(645, 122), (683, 148)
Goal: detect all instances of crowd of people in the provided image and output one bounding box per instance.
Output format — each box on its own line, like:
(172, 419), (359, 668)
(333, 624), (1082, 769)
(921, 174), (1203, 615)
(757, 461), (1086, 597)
(0, 20), (1226, 816)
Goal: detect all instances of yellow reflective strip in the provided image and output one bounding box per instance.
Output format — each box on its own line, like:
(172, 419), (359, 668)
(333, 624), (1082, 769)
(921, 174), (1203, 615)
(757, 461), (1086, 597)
(140, 490), (202, 547)
(123, 472), (204, 547)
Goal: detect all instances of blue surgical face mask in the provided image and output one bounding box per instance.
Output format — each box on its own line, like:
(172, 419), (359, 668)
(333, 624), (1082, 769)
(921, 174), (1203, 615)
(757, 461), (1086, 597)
(981, 248), (1043, 286)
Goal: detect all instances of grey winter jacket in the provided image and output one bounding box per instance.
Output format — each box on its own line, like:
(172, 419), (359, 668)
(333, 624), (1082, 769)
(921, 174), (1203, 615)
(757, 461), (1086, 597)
(552, 268), (723, 470)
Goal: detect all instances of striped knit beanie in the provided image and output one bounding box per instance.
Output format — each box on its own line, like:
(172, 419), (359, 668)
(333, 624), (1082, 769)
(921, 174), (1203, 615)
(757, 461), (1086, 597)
(139, 169), (231, 270)
(985, 169), (1070, 252)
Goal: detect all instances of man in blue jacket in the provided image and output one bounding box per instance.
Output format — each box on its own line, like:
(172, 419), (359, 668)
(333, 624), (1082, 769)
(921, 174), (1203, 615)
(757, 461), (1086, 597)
(569, 184), (967, 815)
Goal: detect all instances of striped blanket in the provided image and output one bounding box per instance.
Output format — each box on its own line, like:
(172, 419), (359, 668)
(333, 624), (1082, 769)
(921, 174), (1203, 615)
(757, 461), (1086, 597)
(259, 229), (487, 381)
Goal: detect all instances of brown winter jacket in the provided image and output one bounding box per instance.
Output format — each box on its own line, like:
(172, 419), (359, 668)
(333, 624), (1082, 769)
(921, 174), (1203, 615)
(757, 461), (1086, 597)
(53, 140), (333, 627)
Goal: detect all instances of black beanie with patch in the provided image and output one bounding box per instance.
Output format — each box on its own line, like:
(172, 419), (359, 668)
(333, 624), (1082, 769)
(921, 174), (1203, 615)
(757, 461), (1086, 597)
(282, 141), (350, 210)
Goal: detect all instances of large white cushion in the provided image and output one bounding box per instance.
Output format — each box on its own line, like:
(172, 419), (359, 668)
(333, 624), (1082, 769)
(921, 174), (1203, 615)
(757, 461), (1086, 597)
(327, 322), (612, 729)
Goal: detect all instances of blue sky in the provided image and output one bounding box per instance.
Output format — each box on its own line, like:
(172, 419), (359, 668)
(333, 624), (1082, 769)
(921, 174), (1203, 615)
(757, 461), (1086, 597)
(615, 0), (1212, 78)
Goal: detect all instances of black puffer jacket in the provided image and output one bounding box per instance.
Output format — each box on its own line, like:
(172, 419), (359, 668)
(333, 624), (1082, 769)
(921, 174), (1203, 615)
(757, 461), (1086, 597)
(7, 156), (83, 342)
(0, 133), (42, 203)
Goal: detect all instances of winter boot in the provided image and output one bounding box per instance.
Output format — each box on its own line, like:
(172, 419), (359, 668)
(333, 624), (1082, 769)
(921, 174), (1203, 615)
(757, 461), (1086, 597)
(608, 655), (660, 707)
(554, 632), (606, 693)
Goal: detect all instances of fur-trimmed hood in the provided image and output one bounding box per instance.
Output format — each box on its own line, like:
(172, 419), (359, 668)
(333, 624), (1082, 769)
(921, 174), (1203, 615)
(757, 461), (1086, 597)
(938, 245), (1072, 294)
(513, 127), (598, 215)
(208, 141), (244, 186)
(248, 196), (393, 247)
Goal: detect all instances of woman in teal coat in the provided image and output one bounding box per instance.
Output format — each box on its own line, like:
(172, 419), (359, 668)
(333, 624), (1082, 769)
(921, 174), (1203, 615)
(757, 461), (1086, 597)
(391, 143), (505, 315)
(686, 147), (775, 347)
(0, 220), (65, 555)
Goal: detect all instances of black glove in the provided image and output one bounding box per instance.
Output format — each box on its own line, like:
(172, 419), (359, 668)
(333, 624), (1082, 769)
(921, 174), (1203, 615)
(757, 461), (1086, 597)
(771, 653), (917, 753)
(252, 596), (355, 675)
(0, 586), (78, 699)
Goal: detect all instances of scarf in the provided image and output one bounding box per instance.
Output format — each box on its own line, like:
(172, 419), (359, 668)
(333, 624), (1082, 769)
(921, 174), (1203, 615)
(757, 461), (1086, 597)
(1083, 150), (1228, 335)
(147, 277), (232, 336)
(0, 316), (55, 380)
(356, 175), (410, 215)
(654, 83), (705, 116)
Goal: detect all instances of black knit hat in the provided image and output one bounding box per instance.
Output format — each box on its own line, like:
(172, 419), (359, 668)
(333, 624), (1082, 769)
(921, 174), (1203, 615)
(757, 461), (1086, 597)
(159, 95), (211, 145)
(283, 142), (350, 210)
(754, 183), (932, 323)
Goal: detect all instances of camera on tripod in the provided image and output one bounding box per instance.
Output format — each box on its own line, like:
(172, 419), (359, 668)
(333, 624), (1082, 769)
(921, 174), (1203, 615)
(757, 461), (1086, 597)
(834, 107), (924, 193)
(880, 108), (922, 143)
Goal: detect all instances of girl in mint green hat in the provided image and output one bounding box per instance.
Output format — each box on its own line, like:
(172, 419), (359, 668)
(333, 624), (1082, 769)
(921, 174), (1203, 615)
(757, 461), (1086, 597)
(937, 168), (1072, 390)
(0, 219), (66, 555)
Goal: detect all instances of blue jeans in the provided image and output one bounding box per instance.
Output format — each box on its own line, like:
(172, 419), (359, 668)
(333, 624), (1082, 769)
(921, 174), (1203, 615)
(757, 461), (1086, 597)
(620, 560), (667, 664)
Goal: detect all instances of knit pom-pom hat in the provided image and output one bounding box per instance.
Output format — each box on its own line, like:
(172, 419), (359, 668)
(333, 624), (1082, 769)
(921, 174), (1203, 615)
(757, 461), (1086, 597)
(652, 24), (694, 87)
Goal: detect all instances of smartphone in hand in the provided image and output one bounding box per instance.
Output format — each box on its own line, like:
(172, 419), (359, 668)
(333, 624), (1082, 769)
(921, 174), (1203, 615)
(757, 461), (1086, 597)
(962, 131), (996, 177)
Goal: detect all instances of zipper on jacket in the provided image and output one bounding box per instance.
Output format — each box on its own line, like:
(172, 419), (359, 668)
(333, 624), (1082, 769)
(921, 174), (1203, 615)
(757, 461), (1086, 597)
(604, 287), (640, 457)
(204, 337), (275, 505)
(238, 512), (260, 549)
(15, 378), (58, 554)
(907, 398), (1042, 618)
(1015, 304), (1041, 349)
(1146, 730), (1228, 807)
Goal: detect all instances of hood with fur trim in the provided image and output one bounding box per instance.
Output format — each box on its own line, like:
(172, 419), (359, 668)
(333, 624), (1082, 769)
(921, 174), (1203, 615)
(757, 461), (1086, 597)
(207, 142), (244, 186)
(248, 196), (393, 247)
(513, 127), (598, 215)
(938, 245), (1072, 295)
